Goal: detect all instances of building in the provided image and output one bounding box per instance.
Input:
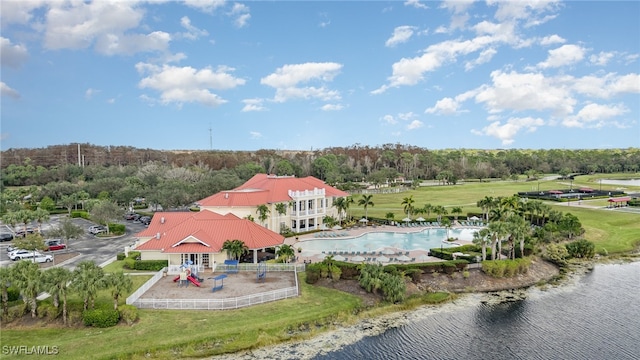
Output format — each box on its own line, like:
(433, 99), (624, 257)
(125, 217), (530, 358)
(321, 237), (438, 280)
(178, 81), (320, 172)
(198, 174), (349, 234)
(134, 210), (284, 268)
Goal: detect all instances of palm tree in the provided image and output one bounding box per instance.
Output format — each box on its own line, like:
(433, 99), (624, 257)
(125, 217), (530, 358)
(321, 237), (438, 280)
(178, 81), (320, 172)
(385, 212), (395, 225)
(41, 267), (73, 324)
(276, 244), (295, 263)
(0, 266), (12, 317)
(256, 204), (270, 228)
(1, 211), (19, 232)
(274, 202), (287, 233)
(221, 239), (248, 260)
(421, 203), (433, 221)
(401, 195), (415, 219)
(432, 205), (448, 223)
(332, 197), (347, 222)
(72, 261), (106, 311)
(451, 206), (463, 222)
(472, 228), (491, 261)
(358, 194), (374, 221)
(477, 196), (494, 222)
(322, 215), (338, 230)
(441, 217), (453, 240)
(33, 208), (50, 234)
(15, 209), (35, 236)
(11, 260), (42, 318)
(345, 196), (355, 220)
(60, 194), (78, 216)
(106, 271), (133, 310)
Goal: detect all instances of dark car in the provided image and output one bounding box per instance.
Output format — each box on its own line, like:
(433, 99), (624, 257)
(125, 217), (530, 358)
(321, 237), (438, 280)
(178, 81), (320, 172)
(139, 216), (151, 225)
(124, 213), (139, 220)
(0, 233), (13, 242)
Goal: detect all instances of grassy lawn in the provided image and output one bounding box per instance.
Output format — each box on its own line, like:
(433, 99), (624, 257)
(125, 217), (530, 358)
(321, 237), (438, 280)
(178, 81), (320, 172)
(1, 275), (364, 360)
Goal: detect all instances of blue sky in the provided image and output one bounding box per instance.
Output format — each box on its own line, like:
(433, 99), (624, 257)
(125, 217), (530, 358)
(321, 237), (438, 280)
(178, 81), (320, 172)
(1, 0), (639, 151)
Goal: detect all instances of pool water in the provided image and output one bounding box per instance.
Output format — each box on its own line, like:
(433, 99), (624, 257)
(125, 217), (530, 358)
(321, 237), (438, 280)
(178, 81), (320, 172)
(298, 228), (479, 254)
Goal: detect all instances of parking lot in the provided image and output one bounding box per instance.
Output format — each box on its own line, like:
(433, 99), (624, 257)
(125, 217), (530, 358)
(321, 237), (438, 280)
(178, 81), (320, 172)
(0, 215), (148, 270)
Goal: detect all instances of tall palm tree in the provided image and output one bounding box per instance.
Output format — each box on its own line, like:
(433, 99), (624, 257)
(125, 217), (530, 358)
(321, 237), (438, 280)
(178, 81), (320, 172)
(41, 267), (73, 324)
(472, 227), (491, 261)
(221, 239), (248, 260)
(432, 205), (448, 223)
(15, 209), (35, 236)
(345, 196), (355, 221)
(72, 261), (106, 311)
(33, 208), (50, 234)
(256, 204), (270, 228)
(11, 260), (42, 318)
(106, 271), (133, 310)
(451, 206), (463, 222)
(477, 196), (494, 222)
(401, 195), (415, 219)
(276, 244), (295, 263)
(274, 202), (287, 233)
(421, 203), (433, 221)
(332, 197), (347, 222)
(358, 194), (374, 221)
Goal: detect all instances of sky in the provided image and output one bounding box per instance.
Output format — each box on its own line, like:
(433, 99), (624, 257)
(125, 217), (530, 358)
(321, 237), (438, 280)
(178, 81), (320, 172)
(1, 0), (639, 152)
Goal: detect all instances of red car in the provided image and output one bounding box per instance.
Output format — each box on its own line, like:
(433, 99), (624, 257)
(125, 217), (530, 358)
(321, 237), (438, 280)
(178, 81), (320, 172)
(44, 239), (67, 251)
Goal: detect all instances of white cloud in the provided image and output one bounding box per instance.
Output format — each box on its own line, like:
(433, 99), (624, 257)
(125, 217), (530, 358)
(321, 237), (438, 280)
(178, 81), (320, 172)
(85, 88), (100, 99)
(381, 114), (397, 125)
(473, 116), (545, 145)
(537, 44), (585, 69)
(404, 0), (429, 10)
(1, 82), (20, 99)
(230, 3), (251, 28)
(0, 1), (47, 26)
(179, 16), (209, 40)
(407, 120), (424, 130)
(321, 104), (344, 111)
(261, 62), (342, 102)
(385, 26), (417, 47)
(242, 98), (267, 112)
(539, 34), (565, 46)
(183, 0), (226, 13)
(249, 131), (263, 139)
(465, 47), (497, 71)
(490, 0), (561, 22)
(475, 70), (576, 116)
(562, 103), (628, 128)
(425, 97), (461, 115)
(136, 63), (246, 107)
(589, 51), (615, 66)
(0, 37), (29, 68)
(571, 73), (640, 99)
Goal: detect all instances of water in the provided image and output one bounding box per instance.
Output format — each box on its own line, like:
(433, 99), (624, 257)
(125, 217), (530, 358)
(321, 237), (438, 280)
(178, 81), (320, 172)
(314, 261), (640, 360)
(600, 179), (640, 187)
(298, 228), (479, 254)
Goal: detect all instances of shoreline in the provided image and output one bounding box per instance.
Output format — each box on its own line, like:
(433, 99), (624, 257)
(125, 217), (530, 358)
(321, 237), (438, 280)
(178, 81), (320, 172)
(209, 257), (638, 360)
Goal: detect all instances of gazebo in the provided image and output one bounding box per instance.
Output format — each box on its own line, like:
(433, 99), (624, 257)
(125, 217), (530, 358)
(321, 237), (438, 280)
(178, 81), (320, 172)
(607, 196), (631, 207)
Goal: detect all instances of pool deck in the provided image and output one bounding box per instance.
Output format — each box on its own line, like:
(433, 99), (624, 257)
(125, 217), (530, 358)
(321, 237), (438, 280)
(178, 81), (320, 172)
(284, 223), (479, 265)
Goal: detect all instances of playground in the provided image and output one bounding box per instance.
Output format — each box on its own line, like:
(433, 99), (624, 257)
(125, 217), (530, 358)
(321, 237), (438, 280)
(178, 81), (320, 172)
(137, 270), (297, 301)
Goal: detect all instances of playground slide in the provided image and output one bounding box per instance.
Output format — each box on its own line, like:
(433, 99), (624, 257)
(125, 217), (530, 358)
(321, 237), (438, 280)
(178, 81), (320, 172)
(172, 276), (180, 282)
(187, 275), (201, 287)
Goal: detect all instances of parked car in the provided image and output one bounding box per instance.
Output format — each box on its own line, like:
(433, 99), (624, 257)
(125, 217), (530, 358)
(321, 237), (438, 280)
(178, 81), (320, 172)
(9, 249), (39, 261)
(44, 239), (67, 251)
(88, 225), (107, 234)
(139, 216), (151, 225)
(32, 253), (54, 263)
(0, 233), (13, 242)
(124, 213), (138, 220)
(8, 248), (25, 257)
(7, 244), (19, 253)
(14, 227), (37, 237)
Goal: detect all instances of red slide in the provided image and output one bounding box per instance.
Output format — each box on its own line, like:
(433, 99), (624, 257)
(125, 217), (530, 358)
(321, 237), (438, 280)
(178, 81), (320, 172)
(173, 276), (180, 282)
(187, 275), (201, 287)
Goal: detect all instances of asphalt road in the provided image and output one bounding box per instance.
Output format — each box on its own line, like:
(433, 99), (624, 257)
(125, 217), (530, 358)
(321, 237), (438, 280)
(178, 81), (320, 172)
(0, 215), (148, 270)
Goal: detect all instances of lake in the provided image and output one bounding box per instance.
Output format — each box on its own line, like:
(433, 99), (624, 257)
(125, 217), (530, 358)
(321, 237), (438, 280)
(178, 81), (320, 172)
(314, 261), (640, 360)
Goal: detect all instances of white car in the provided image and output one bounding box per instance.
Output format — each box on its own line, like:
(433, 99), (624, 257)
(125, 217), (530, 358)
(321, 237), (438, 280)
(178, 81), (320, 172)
(9, 250), (48, 261)
(32, 253), (54, 263)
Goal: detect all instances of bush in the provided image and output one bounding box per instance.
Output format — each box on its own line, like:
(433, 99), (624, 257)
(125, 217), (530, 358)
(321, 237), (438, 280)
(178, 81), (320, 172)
(108, 223), (126, 235)
(123, 257), (136, 270)
(565, 239), (595, 259)
(305, 263), (322, 284)
(37, 303), (59, 320)
(7, 287), (20, 302)
(132, 260), (168, 271)
(70, 211), (89, 219)
(116, 253), (126, 261)
(118, 304), (139, 325)
(83, 308), (120, 328)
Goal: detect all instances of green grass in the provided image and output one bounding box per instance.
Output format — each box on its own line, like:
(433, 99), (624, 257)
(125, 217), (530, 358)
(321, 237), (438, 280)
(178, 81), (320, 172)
(1, 275), (364, 360)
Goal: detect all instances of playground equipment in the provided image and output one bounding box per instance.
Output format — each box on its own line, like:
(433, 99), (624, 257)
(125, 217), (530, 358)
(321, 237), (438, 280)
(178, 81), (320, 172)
(209, 274), (227, 292)
(224, 259), (239, 274)
(256, 262), (266, 283)
(172, 261), (202, 287)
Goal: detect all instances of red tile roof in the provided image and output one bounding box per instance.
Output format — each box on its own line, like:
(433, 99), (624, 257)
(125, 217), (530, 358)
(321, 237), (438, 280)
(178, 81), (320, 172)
(198, 174), (349, 207)
(608, 196), (631, 202)
(135, 211), (284, 254)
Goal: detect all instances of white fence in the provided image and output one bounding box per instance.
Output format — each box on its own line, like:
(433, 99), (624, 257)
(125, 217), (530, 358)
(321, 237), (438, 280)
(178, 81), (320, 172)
(127, 264), (303, 309)
(125, 268), (165, 305)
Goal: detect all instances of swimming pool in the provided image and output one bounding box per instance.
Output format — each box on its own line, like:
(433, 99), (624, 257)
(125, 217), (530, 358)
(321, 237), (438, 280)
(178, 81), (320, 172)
(298, 228), (479, 254)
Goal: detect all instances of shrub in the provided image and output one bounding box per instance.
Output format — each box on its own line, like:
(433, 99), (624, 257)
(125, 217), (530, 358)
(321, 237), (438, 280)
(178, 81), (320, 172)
(132, 260), (168, 271)
(404, 268), (422, 283)
(305, 264), (322, 284)
(37, 303), (59, 320)
(565, 239), (595, 259)
(70, 211), (89, 219)
(118, 304), (139, 325)
(83, 308), (120, 328)
(108, 223), (126, 235)
(116, 253), (126, 261)
(7, 287), (20, 302)
(123, 258), (136, 270)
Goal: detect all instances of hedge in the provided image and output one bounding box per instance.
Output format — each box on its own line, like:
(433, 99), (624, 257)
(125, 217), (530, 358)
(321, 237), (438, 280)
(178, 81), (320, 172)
(108, 223), (126, 235)
(83, 308), (120, 328)
(132, 260), (168, 271)
(70, 211), (90, 219)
